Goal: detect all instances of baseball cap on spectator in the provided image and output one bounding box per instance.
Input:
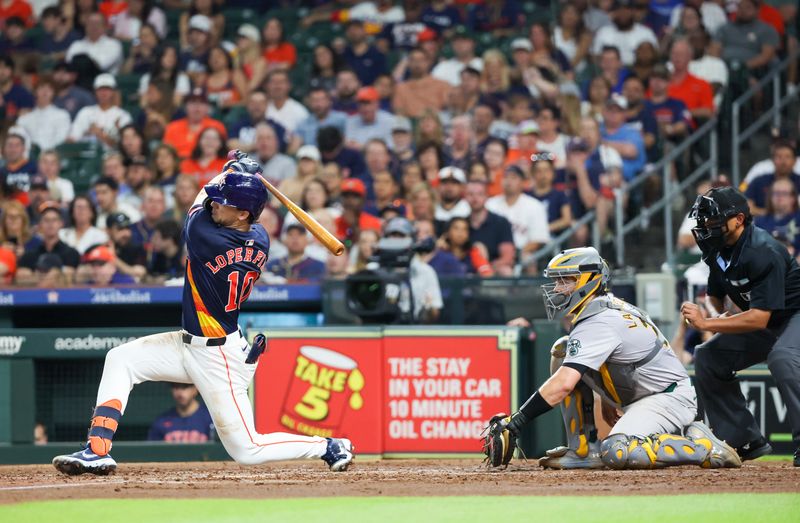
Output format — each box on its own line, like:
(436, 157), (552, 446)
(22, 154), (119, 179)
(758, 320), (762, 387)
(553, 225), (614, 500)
(510, 38), (533, 52)
(94, 176), (119, 191)
(651, 63), (670, 80)
(93, 73), (117, 90)
(392, 116), (412, 134)
(606, 93), (628, 110)
(83, 245), (115, 264)
(462, 65), (482, 76)
(29, 174), (48, 190)
(38, 201), (62, 217)
(283, 222), (306, 236)
(452, 26), (471, 39)
(186, 87), (208, 103)
(238, 24), (261, 43)
(438, 166), (467, 184)
(189, 14), (212, 33)
(417, 27), (438, 42)
(341, 178), (366, 197)
(36, 253), (64, 272)
(517, 120), (540, 135)
(355, 87), (379, 103)
(106, 212), (132, 229)
(504, 165), (527, 178)
(296, 145), (321, 162)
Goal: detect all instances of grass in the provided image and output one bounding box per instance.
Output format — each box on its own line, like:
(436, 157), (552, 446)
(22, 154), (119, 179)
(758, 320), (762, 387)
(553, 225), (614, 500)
(1, 494), (799, 523)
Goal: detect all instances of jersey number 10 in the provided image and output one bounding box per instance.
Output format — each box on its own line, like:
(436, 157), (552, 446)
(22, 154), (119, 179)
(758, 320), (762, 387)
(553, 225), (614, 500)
(225, 271), (259, 312)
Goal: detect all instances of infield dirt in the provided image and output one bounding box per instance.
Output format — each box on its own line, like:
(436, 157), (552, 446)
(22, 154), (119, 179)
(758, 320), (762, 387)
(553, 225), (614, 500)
(0, 459), (798, 503)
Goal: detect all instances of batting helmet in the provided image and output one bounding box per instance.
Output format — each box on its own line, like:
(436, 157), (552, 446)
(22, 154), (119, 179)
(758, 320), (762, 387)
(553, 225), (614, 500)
(689, 187), (751, 255)
(204, 154), (269, 222)
(542, 247), (610, 321)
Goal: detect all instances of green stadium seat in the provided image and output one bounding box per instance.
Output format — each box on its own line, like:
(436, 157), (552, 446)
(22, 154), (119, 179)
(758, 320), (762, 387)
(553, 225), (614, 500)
(224, 8), (260, 39)
(116, 73), (141, 106)
(55, 142), (104, 195)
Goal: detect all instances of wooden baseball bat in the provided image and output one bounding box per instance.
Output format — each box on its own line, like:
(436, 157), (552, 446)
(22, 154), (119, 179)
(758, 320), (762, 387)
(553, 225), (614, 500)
(260, 177), (345, 256)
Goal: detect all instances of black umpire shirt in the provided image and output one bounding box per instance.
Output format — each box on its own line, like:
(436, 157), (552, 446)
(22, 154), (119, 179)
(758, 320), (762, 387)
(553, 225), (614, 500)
(705, 224), (800, 329)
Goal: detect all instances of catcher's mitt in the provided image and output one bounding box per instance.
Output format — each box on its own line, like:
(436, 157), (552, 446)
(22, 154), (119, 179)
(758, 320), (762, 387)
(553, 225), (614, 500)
(481, 413), (518, 468)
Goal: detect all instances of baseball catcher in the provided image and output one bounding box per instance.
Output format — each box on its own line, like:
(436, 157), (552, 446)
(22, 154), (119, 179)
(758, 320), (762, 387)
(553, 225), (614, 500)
(484, 246), (741, 470)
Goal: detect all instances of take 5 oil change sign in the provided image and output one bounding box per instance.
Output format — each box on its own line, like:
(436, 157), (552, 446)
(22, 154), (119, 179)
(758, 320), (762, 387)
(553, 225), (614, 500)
(252, 327), (516, 456)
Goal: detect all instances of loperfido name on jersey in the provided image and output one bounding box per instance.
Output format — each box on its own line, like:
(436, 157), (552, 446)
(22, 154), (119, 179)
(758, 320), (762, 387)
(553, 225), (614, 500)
(203, 246), (268, 274)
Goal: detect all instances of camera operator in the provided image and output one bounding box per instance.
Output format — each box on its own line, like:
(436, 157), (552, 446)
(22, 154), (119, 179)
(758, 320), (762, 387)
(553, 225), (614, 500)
(382, 217), (443, 324)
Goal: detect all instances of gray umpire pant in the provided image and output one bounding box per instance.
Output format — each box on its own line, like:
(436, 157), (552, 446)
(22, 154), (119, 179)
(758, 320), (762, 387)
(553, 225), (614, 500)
(693, 310), (800, 450)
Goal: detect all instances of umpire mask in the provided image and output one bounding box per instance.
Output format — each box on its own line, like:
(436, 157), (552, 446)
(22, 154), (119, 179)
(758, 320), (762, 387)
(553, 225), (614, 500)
(689, 187), (750, 255)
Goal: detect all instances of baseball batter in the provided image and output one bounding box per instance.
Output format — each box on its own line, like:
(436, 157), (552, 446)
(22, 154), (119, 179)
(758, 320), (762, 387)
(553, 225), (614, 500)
(485, 247), (741, 470)
(53, 155), (354, 475)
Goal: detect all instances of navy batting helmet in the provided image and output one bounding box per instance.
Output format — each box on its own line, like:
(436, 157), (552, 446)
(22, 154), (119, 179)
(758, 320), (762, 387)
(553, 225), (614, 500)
(204, 153), (269, 222)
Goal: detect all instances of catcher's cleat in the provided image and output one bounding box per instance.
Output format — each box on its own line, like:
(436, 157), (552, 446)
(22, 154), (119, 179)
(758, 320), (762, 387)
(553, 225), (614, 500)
(736, 437), (772, 461)
(539, 445), (605, 470)
(53, 446), (117, 476)
(322, 438), (354, 472)
(685, 422), (742, 469)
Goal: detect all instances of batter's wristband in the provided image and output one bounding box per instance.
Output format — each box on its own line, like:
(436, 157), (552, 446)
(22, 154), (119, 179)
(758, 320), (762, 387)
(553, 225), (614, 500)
(517, 391), (554, 424)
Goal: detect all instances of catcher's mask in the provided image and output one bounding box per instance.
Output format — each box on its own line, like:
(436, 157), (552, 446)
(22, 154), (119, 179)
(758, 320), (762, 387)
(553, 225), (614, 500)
(542, 247), (610, 321)
(689, 187), (751, 255)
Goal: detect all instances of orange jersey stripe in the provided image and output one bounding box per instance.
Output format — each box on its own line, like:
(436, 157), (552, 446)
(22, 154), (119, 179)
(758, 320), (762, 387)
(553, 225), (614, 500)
(186, 260), (226, 337)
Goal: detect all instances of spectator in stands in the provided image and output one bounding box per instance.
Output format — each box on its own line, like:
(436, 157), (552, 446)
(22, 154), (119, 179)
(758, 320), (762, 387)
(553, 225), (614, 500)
(40, 6), (80, 60)
(363, 138), (395, 184)
(336, 177), (382, 246)
(0, 16), (34, 53)
(0, 56), (33, 126)
(0, 200), (37, 258)
(408, 181), (437, 224)
(536, 105), (571, 170)
(153, 144), (180, 188)
(601, 94), (646, 182)
(262, 17), (297, 71)
(646, 63), (691, 145)
(309, 44), (343, 94)
(555, 3), (592, 74)
(123, 156), (154, 209)
(52, 60), (94, 121)
(393, 47), (451, 118)
(465, 180), (515, 275)
(630, 41), (659, 85)
(233, 24), (267, 95)
(139, 45), (192, 108)
(479, 49), (511, 101)
(344, 87), (394, 150)
(16, 203), (80, 285)
(483, 137), (508, 197)
(445, 67), (482, 119)
(179, 0), (223, 48)
(745, 140), (800, 216)
(35, 151), (72, 210)
(416, 110), (445, 148)
(68, 74), (132, 149)
(432, 29), (483, 86)
(264, 69), (309, 134)
(94, 176), (141, 228)
(413, 218), (464, 277)
(34, 253), (66, 287)
(131, 186), (167, 248)
(277, 145), (321, 207)
(171, 175), (199, 223)
(257, 206), (287, 260)
(713, 0), (779, 80)
(17, 79), (71, 152)
(147, 383), (213, 443)
(467, 0), (524, 36)
(506, 120), (540, 173)
(26, 175), (53, 225)
(668, 38), (715, 122)
(77, 243), (136, 284)
(162, 88), (226, 159)
(420, 0), (462, 35)
(417, 141), (446, 187)
(529, 22), (573, 80)
(668, 0), (727, 36)
(332, 69), (361, 116)
(441, 216), (494, 277)
(204, 46), (245, 112)
(592, 0), (657, 66)
(101, 152), (130, 197)
(595, 46), (629, 97)
(317, 126), (368, 181)
(120, 22), (161, 75)
(106, 212), (147, 281)
(486, 164), (551, 263)
(343, 20), (387, 87)
(0, 128), (36, 205)
(443, 115), (475, 172)
(59, 195), (109, 254)
(0, 236), (15, 284)
(622, 76), (659, 158)
(530, 155), (573, 235)
(180, 127), (228, 186)
(754, 178), (800, 254)
(467, 160), (490, 184)
(348, 227), (379, 274)
(250, 122), (296, 185)
(146, 219), (184, 282)
(321, 161), (344, 205)
(661, 4), (703, 53)
(296, 87), (347, 149)
(66, 12), (124, 74)
(368, 170), (403, 216)
(399, 162), (422, 198)
(119, 125), (148, 165)
(113, 0), (167, 41)
(687, 29), (728, 108)
(266, 222), (326, 282)
(226, 90), (288, 154)
(434, 166), (470, 224)
(582, 75), (612, 122)
(178, 14), (213, 81)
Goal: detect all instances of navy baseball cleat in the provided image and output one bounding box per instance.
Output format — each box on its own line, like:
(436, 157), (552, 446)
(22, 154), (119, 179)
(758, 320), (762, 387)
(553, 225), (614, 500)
(52, 446), (117, 476)
(322, 438), (354, 471)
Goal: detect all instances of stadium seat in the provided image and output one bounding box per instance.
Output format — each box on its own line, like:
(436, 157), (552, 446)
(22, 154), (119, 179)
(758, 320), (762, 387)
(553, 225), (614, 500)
(55, 142), (104, 194)
(224, 8), (260, 40)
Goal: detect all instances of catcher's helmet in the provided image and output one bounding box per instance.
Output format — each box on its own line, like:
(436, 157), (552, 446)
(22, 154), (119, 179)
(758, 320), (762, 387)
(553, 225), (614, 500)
(542, 247), (610, 321)
(204, 151), (268, 222)
(689, 187), (751, 255)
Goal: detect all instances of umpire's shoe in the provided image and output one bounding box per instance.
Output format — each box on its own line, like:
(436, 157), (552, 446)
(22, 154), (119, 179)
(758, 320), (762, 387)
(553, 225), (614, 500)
(736, 436), (772, 461)
(794, 449), (799, 467)
(686, 422), (742, 468)
(53, 446), (117, 476)
(322, 438), (354, 472)
(538, 444), (605, 470)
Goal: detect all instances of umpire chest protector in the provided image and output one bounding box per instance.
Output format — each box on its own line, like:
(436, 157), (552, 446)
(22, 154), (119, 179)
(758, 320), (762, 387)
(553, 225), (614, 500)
(705, 225), (800, 330)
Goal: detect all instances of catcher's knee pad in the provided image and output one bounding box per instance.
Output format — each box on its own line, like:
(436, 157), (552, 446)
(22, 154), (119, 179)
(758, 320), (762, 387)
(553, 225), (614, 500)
(600, 434), (659, 470)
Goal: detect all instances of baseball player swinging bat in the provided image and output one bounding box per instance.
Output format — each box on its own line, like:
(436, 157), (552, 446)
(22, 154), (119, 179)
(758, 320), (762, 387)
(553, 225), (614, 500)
(227, 150), (345, 256)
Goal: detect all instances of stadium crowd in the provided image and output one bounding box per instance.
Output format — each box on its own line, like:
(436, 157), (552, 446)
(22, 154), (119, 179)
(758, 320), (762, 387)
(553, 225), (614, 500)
(0, 0), (796, 287)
